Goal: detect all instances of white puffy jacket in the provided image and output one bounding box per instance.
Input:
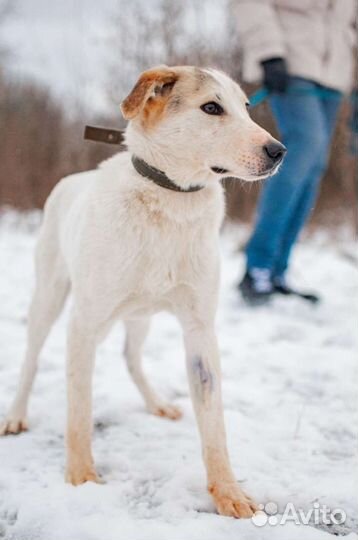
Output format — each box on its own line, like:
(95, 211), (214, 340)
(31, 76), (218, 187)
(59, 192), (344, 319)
(233, 0), (357, 92)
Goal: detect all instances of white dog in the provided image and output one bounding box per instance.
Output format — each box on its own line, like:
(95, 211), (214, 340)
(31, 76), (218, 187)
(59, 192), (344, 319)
(1, 66), (285, 518)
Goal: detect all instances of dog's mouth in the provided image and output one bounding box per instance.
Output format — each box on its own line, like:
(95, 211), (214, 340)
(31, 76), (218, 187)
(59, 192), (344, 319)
(259, 162), (282, 178)
(244, 161), (283, 181)
(211, 166), (230, 175)
(210, 161), (281, 181)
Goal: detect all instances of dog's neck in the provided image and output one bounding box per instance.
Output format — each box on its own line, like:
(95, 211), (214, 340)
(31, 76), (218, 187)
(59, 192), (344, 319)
(125, 123), (217, 191)
(131, 155), (204, 193)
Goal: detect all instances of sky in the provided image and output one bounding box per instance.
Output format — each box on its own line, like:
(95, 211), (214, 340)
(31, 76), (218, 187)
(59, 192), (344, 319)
(3, 0), (131, 114)
(2, 0), (228, 116)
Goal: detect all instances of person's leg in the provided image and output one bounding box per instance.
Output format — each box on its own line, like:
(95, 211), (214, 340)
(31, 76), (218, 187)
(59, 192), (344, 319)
(245, 79), (327, 276)
(272, 91), (342, 278)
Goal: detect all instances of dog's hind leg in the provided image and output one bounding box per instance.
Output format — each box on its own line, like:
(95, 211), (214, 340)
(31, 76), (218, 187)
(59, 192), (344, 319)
(124, 319), (182, 420)
(0, 226), (70, 435)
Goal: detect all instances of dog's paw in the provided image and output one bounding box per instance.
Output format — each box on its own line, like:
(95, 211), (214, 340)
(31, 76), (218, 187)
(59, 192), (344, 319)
(209, 481), (258, 519)
(65, 466), (104, 486)
(148, 402), (183, 421)
(0, 416), (28, 436)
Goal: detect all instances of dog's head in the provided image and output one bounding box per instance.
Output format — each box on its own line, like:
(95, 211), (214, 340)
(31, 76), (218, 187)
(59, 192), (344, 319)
(121, 66), (286, 189)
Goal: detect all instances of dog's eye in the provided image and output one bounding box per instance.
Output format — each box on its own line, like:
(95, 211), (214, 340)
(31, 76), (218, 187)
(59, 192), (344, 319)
(245, 102), (250, 110)
(200, 102), (224, 115)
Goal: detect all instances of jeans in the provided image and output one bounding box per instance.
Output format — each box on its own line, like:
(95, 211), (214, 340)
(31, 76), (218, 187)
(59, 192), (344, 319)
(246, 77), (342, 278)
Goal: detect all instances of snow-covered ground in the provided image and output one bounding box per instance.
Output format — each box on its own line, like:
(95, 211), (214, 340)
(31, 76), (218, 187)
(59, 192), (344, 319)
(0, 211), (357, 540)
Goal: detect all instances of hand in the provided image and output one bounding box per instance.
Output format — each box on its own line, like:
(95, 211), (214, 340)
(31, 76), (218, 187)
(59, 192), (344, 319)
(261, 57), (289, 93)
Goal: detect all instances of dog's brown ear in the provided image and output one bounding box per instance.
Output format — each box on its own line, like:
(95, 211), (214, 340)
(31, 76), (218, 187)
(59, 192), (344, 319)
(120, 66), (178, 121)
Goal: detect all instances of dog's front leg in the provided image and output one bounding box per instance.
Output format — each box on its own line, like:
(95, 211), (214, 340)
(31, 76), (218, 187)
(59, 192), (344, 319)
(182, 322), (257, 518)
(65, 314), (101, 485)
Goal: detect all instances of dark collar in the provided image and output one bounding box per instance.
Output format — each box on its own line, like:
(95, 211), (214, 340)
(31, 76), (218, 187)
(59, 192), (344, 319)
(131, 155), (204, 193)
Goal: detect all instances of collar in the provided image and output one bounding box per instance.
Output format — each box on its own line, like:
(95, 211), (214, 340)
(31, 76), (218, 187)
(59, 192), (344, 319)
(131, 155), (204, 193)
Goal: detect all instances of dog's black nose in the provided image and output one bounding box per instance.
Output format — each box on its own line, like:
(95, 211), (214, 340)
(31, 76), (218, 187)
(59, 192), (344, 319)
(264, 141), (287, 162)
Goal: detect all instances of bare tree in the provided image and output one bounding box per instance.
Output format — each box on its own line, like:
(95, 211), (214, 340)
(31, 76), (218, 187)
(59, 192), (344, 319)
(0, 0), (354, 230)
(106, 0), (234, 106)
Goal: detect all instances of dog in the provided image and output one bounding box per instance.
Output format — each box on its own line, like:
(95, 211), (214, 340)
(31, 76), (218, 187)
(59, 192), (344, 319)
(0, 66), (285, 518)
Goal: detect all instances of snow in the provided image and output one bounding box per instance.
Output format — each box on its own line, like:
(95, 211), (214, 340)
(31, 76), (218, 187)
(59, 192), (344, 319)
(0, 211), (357, 539)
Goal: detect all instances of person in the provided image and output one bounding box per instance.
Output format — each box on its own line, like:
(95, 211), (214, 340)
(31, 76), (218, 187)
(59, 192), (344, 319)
(233, 0), (357, 304)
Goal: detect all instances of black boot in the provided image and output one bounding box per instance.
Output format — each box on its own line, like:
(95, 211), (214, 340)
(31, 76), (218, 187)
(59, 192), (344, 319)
(272, 276), (320, 304)
(238, 269), (273, 306)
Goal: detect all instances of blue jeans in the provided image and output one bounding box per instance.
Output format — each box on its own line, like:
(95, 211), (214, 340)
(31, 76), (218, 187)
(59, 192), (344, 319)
(246, 77), (342, 277)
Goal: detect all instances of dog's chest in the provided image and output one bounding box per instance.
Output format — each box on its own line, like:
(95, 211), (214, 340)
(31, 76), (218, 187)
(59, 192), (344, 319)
(82, 179), (223, 319)
(97, 225), (214, 319)
(114, 189), (220, 290)
(132, 223), (210, 290)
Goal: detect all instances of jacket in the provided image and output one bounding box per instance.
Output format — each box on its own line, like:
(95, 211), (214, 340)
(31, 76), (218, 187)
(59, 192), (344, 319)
(234, 0), (357, 92)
